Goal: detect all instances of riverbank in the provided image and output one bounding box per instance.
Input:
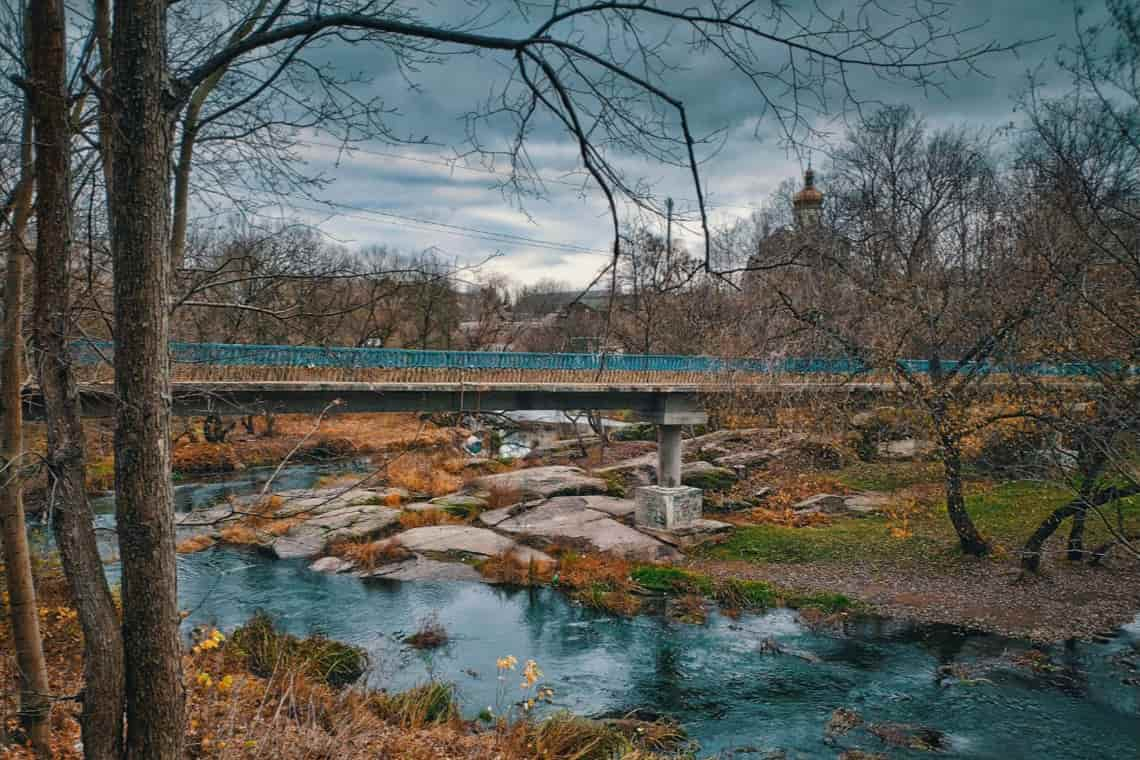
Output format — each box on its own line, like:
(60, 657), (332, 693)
(0, 564), (690, 759)
(169, 432), (1139, 642)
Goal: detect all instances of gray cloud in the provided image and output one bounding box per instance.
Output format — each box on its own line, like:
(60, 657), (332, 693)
(208, 0), (1083, 286)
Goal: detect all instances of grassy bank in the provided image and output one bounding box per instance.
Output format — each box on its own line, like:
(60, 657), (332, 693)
(707, 473), (1140, 567)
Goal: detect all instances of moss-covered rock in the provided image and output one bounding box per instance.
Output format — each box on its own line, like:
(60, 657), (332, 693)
(681, 461), (737, 491)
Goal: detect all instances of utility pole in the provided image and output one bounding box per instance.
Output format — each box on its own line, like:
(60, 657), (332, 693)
(665, 197), (674, 254)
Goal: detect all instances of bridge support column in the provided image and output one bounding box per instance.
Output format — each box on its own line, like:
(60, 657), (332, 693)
(633, 395), (708, 530)
(657, 424), (683, 488)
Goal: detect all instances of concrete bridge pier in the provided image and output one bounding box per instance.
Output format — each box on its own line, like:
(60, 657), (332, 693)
(633, 396), (707, 530)
(657, 424), (683, 487)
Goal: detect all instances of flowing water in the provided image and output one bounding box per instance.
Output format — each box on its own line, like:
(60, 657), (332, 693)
(69, 465), (1140, 758)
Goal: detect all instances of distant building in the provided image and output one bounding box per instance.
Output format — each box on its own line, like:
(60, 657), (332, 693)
(745, 168), (837, 288)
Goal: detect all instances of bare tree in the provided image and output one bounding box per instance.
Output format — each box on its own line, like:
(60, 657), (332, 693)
(26, 1), (127, 757)
(0, 9), (52, 751)
(754, 106), (1050, 555)
(85, 2), (1020, 754)
(1013, 2), (1140, 569)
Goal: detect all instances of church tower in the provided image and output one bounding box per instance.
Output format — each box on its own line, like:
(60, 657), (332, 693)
(792, 168), (823, 228)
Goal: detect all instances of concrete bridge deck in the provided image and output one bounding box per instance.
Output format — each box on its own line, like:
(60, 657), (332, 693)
(23, 379), (899, 423)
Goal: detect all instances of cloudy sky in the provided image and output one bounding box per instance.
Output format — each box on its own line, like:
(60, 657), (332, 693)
(204, 0), (1089, 288)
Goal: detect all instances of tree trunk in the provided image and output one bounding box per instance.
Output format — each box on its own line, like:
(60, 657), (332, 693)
(109, 1), (184, 757)
(1021, 449), (1114, 572)
(1066, 509), (1088, 561)
(0, 93), (52, 757)
(28, 2), (126, 758)
(941, 435), (989, 556)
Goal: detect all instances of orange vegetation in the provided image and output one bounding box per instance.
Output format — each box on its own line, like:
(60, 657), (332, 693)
(479, 550), (557, 586)
(398, 509), (463, 530)
(385, 450), (466, 496)
(329, 538), (410, 571)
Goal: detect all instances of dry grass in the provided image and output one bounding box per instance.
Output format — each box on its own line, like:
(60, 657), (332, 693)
(556, 552), (633, 593)
(485, 482), (523, 509)
(387, 451), (465, 496)
(479, 550), (558, 586)
(218, 525), (262, 546)
(329, 538), (410, 571)
(553, 552), (643, 616)
(398, 509), (463, 530)
(177, 534), (217, 554)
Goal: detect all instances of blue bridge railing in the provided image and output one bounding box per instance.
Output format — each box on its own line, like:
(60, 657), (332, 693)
(64, 340), (1134, 378)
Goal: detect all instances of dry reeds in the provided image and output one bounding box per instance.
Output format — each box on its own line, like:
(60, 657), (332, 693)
(329, 538), (410, 571)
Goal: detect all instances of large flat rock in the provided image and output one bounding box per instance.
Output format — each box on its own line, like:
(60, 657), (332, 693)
(496, 497), (679, 561)
(362, 556), (486, 583)
(471, 465), (606, 499)
(270, 504), (401, 559)
(272, 488), (390, 518)
(792, 494), (846, 513)
(714, 449), (783, 469)
(596, 453), (658, 486)
(394, 525), (552, 564)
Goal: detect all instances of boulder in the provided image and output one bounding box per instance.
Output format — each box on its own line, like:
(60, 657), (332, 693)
(394, 525), (552, 564)
(681, 461), (737, 491)
(751, 486), (775, 501)
(269, 505), (400, 560)
(867, 722), (947, 751)
(876, 438), (936, 461)
(844, 492), (891, 515)
(596, 453), (658, 487)
(471, 465), (606, 499)
(684, 428), (764, 449)
(714, 449), (780, 469)
(430, 494), (489, 514)
(309, 556), (355, 574)
(579, 495), (637, 518)
(495, 497), (680, 561)
(403, 502), (444, 513)
(638, 519), (733, 549)
(177, 505), (241, 529)
(792, 494), (847, 513)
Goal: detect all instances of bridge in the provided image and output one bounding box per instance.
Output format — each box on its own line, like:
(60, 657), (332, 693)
(19, 340), (1122, 490)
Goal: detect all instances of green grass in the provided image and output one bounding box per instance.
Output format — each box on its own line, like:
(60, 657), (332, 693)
(630, 565), (856, 615)
(706, 477), (1140, 567)
(836, 460), (946, 492)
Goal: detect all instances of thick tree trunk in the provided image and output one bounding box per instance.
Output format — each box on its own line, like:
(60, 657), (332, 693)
(110, 2), (184, 757)
(28, 2), (126, 758)
(941, 436), (989, 556)
(0, 101), (52, 757)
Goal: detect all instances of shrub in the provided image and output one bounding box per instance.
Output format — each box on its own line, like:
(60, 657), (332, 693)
(330, 537), (409, 570)
(479, 549), (557, 586)
(368, 682), (459, 729)
(228, 611), (368, 688)
(403, 613), (449, 649)
(521, 712), (633, 760)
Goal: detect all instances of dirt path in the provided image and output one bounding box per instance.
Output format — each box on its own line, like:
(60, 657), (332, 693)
(691, 556), (1140, 642)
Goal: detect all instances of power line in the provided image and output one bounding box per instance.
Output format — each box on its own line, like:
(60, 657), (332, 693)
(196, 186), (615, 257)
(296, 138), (770, 215)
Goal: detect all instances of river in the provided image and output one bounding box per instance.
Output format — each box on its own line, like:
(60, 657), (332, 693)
(70, 464), (1140, 757)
